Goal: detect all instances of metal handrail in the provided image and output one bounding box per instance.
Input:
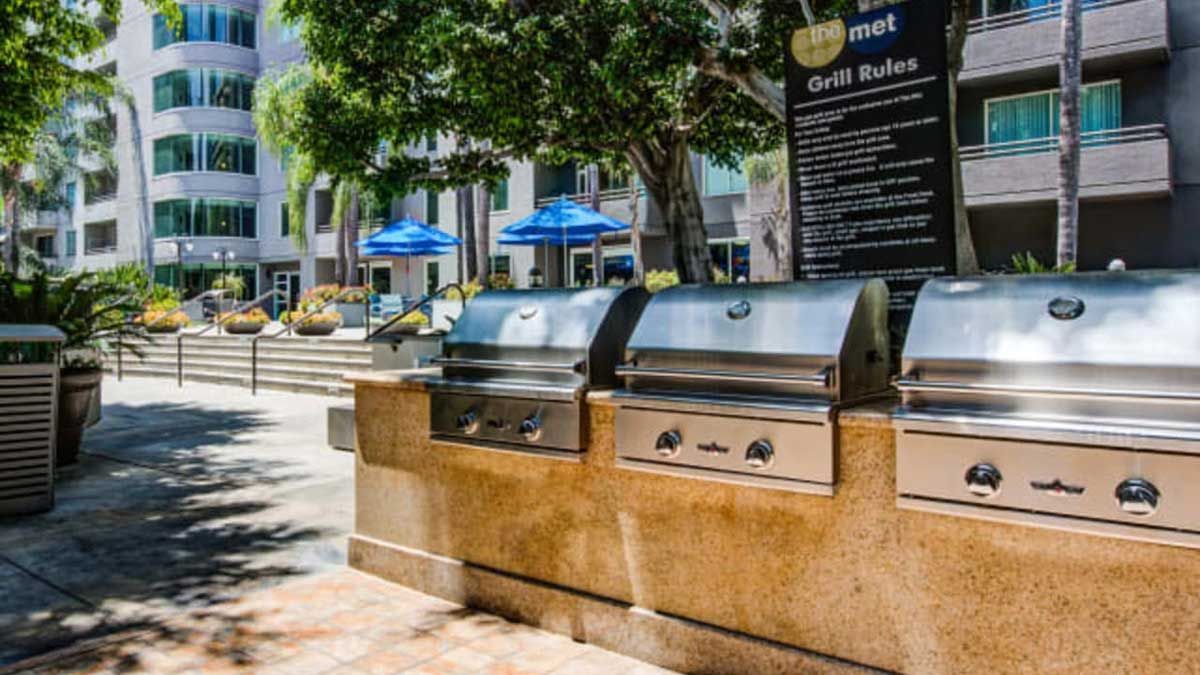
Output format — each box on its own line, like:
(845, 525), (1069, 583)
(960, 124), (1167, 161)
(615, 364), (831, 388)
(968, 0), (1131, 34)
(177, 289), (286, 387)
(365, 282), (465, 343)
(432, 356), (585, 374)
(114, 289), (230, 381)
(895, 378), (1200, 405)
(249, 287), (370, 395)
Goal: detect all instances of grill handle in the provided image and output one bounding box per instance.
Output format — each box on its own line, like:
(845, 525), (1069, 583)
(432, 356), (586, 375)
(896, 378), (1200, 404)
(615, 364), (831, 388)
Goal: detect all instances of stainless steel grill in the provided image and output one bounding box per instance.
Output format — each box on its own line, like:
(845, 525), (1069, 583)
(428, 287), (649, 454)
(895, 271), (1200, 548)
(613, 280), (890, 494)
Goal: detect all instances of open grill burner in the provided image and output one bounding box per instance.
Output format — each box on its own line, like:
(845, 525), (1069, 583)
(895, 271), (1200, 548)
(427, 287), (649, 455)
(612, 280), (890, 494)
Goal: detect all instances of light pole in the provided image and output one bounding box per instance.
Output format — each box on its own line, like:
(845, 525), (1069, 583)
(212, 247), (236, 299)
(171, 238), (193, 294)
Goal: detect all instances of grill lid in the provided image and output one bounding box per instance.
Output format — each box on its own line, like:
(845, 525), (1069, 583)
(898, 271), (1200, 427)
(435, 287), (648, 390)
(619, 279), (889, 402)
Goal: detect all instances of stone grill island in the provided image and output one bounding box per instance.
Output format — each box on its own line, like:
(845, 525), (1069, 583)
(347, 275), (1200, 673)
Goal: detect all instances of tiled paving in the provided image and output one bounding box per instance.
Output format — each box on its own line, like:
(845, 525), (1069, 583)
(16, 569), (676, 674)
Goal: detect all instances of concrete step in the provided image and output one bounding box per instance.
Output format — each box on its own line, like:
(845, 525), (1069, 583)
(139, 337), (372, 358)
(113, 366), (355, 397)
(124, 357), (367, 384)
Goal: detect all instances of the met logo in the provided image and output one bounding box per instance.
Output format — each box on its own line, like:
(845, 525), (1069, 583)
(790, 5), (906, 70)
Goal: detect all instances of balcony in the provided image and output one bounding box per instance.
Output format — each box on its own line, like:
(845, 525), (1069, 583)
(961, 124), (1171, 207)
(961, 0), (1169, 87)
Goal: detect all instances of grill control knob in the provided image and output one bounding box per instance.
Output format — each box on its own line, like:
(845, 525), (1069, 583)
(655, 430), (682, 458)
(1115, 478), (1160, 517)
(745, 440), (774, 469)
(518, 415), (542, 441)
(455, 410), (479, 434)
(965, 463), (1002, 497)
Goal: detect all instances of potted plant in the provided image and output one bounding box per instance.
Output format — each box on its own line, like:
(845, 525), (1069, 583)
(220, 307), (270, 335)
(301, 284), (371, 327)
(140, 308), (189, 334)
(211, 273), (246, 314)
(284, 310), (342, 336)
(0, 270), (148, 466)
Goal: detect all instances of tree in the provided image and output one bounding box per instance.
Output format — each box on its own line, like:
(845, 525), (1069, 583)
(272, 0), (851, 283)
(1057, 0), (1083, 268)
(2, 0), (178, 274)
(947, 0), (981, 274)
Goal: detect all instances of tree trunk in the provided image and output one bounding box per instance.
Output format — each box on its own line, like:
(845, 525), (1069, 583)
(474, 183), (491, 287)
(626, 135), (712, 283)
(626, 174), (645, 285)
(334, 203), (346, 286)
(345, 188), (360, 286)
(588, 164), (603, 286)
(459, 186), (477, 282)
(1057, 0), (1083, 269)
(947, 0), (980, 275)
(3, 164), (20, 274)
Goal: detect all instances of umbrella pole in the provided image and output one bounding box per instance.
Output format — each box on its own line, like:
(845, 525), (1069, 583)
(562, 223), (568, 287)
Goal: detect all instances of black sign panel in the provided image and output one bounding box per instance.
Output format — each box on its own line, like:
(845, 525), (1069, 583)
(784, 0), (956, 324)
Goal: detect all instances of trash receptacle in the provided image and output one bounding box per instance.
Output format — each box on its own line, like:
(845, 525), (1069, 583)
(0, 325), (65, 516)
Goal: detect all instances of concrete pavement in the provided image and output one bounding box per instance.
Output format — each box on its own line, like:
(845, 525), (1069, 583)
(0, 377), (354, 665)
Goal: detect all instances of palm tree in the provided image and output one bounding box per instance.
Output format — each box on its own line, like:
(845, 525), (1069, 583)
(1057, 0), (1084, 268)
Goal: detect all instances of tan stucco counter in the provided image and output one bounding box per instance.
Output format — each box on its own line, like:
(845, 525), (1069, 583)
(347, 371), (1200, 673)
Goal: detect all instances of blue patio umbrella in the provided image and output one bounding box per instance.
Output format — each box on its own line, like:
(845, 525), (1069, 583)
(357, 216), (461, 295)
(500, 197), (629, 286)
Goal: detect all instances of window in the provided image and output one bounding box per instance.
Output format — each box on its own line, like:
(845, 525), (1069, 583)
(425, 260), (439, 296)
(153, 4), (256, 49)
(153, 133), (256, 175)
(982, 0), (1103, 19)
(153, 134), (197, 174)
(709, 238), (750, 282)
(425, 135), (437, 152)
(154, 69), (253, 112)
(986, 81), (1121, 146)
(703, 155), (748, 196)
(205, 133), (256, 174)
(425, 190), (439, 225)
(371, 266), (391, 295)
(84, 220), (118, 254)
(35, 235), (55, 258)
(491, 179), (509, 212)
(65, 230), (77, 257)
(65, 182), (76, 210)
(279, 202), (290, 237)
(154, 198), (257, 238)
(83, 169), (118, 204)
(489, 254), (511, 277)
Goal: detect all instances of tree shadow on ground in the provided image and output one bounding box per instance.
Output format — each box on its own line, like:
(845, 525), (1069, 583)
(0, 399), (348, 665)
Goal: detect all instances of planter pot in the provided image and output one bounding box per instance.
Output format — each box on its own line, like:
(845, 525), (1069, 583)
(296, 322), (339, 337)
(145, 324), (181, 335)
(225, 321), (266, 335)
(57, 369), (103, 466)
(335, 302), (367, 328)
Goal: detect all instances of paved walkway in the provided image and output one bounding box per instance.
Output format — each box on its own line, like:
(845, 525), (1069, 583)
(0, 377), (672, 674)
(14, 568), (669, 674)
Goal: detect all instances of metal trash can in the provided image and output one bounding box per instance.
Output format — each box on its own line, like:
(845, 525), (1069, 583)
(0, 325), (65, 516)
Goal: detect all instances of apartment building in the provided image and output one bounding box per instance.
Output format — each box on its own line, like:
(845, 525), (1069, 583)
(958, 0), (1194, 270)
(21, 0), (1195, 304)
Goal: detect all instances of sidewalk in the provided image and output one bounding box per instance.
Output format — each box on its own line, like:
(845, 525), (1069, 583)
(12, 568), (670, 674)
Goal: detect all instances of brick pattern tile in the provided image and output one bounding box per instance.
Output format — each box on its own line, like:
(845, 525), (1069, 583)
(23, 569), (677, 675)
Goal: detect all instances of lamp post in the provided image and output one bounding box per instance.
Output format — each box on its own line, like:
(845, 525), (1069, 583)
(171, 238), (193, 294)
(212, 247), (236, 299)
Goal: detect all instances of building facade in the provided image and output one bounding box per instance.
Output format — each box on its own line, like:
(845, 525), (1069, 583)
(21, 0), (1196, 304)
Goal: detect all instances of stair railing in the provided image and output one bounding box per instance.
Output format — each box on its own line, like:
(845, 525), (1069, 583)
(249, 288), (370, 395)
(364, 283), (465, 344)
(177, 289), (286, 388)
(113, 289), (230, 382)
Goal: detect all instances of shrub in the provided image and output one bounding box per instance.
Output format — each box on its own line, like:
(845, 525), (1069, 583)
(1011, 252), (1076, 274)
(139, 309), (189, 332)
(644, 269), (680, 293)
(212, 274), (246, 299)
(281, 309), (342, 326)
(300, 284), (372, 304)
(218, 307), (270, 325)
(445, 279), (484, 301)
(488, 273), (515, 289)
(398, 311), (430, 326)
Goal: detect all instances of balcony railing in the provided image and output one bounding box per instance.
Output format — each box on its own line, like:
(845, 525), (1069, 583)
(969, 0), (1132, 34)
(960, 124), (1167, 161)
(84, 243), (118, 255)
(535, 187), (642, 209)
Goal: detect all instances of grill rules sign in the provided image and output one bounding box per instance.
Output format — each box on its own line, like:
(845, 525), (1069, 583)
(785, 0), (956, 321)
